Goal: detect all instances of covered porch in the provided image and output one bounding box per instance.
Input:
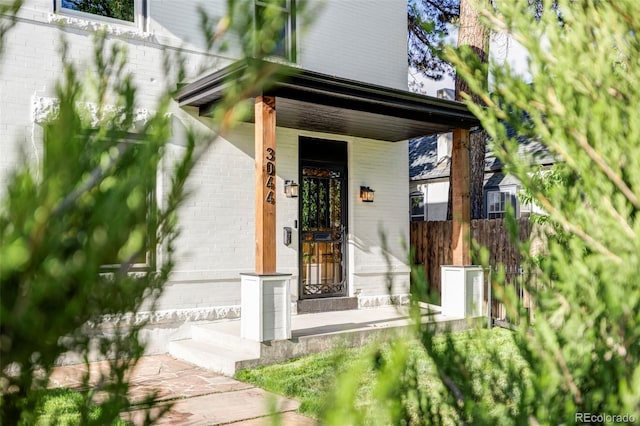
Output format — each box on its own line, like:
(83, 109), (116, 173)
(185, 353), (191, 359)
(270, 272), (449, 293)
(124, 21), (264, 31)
(176, 58), (478, 307)
(169, 58), (482, 373)
(171, 59), (480, 352)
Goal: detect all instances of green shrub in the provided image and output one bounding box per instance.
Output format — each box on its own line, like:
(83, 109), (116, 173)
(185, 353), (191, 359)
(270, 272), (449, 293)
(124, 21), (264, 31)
(327, 1), (640, 424)
(0, 0), (314, 423)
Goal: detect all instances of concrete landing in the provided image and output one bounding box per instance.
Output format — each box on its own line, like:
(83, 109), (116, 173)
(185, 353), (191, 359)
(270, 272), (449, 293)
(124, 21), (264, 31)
(170, 305), (474, 375)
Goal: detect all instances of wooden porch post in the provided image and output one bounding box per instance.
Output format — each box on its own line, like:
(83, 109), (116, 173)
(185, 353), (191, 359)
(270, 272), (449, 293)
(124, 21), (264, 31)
(255, 95), (277, 274)
(451, 128), (471, 265)
(242, 95), (291, 342)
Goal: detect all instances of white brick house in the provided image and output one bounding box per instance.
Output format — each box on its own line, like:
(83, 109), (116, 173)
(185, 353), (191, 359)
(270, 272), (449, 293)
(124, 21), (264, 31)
(1, 0), (478, 353)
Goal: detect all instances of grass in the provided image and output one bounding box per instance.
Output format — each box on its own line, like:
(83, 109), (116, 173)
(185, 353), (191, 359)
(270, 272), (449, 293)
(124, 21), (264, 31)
(236, 345), (367, 416)
(33, 388), (131, 425)
(235, 327), (522, 421)
(35, 388), (89, 425)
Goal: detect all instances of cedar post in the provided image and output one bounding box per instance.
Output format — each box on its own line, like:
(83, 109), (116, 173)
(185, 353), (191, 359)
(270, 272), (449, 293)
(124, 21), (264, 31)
(255, 95), (277, 274)
(451, 128), (471, 265)
(242, 95), (291, 343)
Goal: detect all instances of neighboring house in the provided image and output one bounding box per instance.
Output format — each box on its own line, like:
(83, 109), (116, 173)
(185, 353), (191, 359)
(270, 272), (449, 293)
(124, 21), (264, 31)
(2, 1), (478, 352)
(409, 89), (553, 221)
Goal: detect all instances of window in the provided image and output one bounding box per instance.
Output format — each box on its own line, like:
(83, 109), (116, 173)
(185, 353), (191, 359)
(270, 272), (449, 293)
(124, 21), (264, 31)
(486, 190), (516, 219)
(410, 192), (426, 221)
(255, 0), (296, 61)
(56, 0), (144, 26)
(44, 127), (156, 271)
(101, 138), (156, 271)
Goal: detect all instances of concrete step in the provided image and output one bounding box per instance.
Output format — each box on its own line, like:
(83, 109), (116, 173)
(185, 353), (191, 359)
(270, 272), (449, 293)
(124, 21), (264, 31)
(190, 323), (260, 358)
(168, 308), (480, 376)
(296, 297), (358, 314)
(168, 339), (259, 377)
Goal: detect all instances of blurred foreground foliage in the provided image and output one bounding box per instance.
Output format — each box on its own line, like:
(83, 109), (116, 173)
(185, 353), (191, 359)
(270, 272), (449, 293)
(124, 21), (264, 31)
(1, 32), (176, 424)
(0, 0), (313, 423)
(326, 0), (640, 424)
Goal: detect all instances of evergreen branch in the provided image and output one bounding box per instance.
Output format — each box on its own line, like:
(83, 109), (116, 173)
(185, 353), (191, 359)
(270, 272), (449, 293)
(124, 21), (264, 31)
(51, 142), (129, 217)
(532, 192), (622, 264)
(569, 128), (639, 210)
(599, 197), (635, 239)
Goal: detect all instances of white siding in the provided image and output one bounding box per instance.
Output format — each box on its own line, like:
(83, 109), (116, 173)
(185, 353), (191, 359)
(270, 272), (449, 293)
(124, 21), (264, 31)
(426, 180), (449, 221)
(300, 0), (408, 90)
(409, 179), (449, 221)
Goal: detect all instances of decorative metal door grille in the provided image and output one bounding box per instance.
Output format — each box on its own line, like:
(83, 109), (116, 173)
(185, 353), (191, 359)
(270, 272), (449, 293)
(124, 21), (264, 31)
(300, 166), (346, 298)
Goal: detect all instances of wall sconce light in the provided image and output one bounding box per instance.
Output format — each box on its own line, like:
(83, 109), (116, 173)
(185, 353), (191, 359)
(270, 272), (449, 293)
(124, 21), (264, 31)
(284, 180), (299, 198)
(360, 186), (375, 202)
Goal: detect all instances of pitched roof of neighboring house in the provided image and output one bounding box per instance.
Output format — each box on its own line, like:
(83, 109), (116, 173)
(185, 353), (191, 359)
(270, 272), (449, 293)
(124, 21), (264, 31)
(409, 128), (556, 181)
(409, 135), (446, 180)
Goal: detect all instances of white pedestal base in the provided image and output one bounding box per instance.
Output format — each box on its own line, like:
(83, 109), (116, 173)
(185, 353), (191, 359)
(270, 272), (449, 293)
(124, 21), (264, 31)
(440, 266), (484, 318)
(240, 273), (292, 342)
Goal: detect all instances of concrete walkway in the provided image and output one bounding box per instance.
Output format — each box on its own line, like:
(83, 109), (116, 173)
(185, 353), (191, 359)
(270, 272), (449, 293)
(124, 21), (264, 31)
(49, 354), (317, 425)
(48, 305), (475, 424)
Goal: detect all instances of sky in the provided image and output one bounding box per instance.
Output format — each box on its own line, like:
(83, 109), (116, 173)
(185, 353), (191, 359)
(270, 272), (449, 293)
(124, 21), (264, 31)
(410, 27), (530, 97)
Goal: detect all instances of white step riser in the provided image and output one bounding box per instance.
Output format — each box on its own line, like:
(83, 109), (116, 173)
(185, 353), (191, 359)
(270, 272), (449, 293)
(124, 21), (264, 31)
(190, 326), (260, 358)
(169, 340), (239, 376)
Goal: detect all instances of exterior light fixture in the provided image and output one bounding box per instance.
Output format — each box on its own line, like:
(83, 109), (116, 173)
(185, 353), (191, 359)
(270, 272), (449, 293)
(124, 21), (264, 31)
(284, 180), (299, 198)
(360, 186), (375, 202)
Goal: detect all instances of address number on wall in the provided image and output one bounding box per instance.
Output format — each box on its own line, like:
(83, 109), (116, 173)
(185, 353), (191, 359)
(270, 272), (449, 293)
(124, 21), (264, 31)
(265, 147), (275, 204)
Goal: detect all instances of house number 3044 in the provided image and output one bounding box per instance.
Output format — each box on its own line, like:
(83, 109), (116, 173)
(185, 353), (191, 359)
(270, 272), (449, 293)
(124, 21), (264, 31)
(265, 148), (275, 204)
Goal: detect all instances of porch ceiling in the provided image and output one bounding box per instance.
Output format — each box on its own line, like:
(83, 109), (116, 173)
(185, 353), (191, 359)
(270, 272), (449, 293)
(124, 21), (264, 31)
(176, 59), (480, 142)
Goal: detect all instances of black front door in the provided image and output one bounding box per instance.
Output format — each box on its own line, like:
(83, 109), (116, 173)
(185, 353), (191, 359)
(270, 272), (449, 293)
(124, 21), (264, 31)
(299, 138), (348, 299)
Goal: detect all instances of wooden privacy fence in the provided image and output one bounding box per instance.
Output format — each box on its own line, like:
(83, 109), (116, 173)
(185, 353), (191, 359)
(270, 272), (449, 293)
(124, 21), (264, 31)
(410, 218), (532, 302)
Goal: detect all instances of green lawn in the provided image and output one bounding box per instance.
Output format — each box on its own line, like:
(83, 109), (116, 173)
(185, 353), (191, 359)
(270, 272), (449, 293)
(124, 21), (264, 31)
(236, 344), (364, 417)
(235, 327), (521, 421)
(31, 388), (128, 426)
(34, 388), (90, 425)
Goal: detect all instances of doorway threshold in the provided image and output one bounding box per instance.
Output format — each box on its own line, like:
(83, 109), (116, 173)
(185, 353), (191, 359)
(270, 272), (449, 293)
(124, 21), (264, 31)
(297, 296), (358, 314)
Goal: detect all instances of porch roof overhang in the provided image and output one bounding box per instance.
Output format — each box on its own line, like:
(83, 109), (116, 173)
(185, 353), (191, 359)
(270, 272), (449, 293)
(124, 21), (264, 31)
(176, 59), (480, 142)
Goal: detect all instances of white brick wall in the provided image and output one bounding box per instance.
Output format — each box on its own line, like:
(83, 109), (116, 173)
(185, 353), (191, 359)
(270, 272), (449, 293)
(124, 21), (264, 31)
(2, 0), (409, 189)
(1, 0), (412, 324)
(348, 137), (411, 296)
(176, 125), (255, 272)
(0, 1), (212, 193)
(159, 124), (412, 310)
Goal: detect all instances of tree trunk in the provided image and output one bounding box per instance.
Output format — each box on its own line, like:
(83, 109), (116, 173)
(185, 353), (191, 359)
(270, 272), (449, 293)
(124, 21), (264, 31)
(447, 0), (489, 220)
